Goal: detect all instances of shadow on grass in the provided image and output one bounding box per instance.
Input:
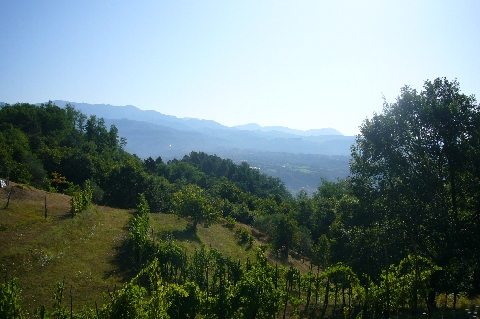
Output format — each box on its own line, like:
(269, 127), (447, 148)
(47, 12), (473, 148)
(159, 226), (201, 243)
(107, 225), (201, 281)
(56, 211), (73, 221)
(105, 237), (138, 281)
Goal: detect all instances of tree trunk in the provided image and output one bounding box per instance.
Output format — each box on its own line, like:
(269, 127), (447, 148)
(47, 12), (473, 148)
(333, 285), (338, 315)
(452, 292), (457, 310)
(283, 282), (289, 319)
(305, 275), (312, 312)
(320, 279), (330, 319)
(314, 266), (320, 306)
(426, 290), (436, 317)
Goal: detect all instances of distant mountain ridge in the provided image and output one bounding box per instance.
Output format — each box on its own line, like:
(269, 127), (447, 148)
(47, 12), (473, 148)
(48, 100), (353, 192)
(234, 123), (343, 136)
(51, 100), (344, 137)
(51, 100), (226, 132)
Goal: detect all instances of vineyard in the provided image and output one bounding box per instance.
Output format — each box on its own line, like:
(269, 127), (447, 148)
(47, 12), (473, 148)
(1, 185), (478, 318)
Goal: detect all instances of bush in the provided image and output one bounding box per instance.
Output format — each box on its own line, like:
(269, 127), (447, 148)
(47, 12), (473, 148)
(225, 216), (236, 229)
(70, 180), (93, 217)
(102, 283), (148, 319)
(235, 228), (254, 248)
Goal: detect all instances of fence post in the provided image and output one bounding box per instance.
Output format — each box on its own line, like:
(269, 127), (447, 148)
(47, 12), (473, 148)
(4, 187), (14, 209)
(44, 194), (48, 218)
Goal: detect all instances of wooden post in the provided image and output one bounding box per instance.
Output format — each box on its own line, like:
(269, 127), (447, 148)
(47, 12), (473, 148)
(44, 194), (48, 218)
(4, 187), (14, 209)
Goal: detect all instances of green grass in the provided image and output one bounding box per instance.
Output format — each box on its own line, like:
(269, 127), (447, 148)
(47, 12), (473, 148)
(149, 213), (313, 272)
(0, 183), (313, 315)
(150, 213), (258, 262)
(0, 185), (131, 312)
(0, 185), (264, 313)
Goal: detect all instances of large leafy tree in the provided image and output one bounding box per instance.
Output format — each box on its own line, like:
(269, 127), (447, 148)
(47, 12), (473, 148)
(350, 78), (480, 294)
(173, 184), (220, 232)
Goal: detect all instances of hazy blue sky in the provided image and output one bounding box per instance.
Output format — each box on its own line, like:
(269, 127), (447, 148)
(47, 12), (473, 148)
(1, 1), (479, 135)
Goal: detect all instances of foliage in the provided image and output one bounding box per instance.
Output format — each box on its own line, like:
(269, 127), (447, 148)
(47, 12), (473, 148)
(173, 184), (220, 231)
(350, 78), (480, 293)
(70, 180), (93, 216)
(0, 278), (23, 319)
(365, 255), (441, 317)
(182, 152), (290, 200)
(271, 214), (298, 260)
(164, 282), (200, 319)
(128, 194), (152, 265)
(235, 227), (254, 249)
(233, 250), (281, 318)
(102, 283), (148, 319)
(224, 215), (236, 229)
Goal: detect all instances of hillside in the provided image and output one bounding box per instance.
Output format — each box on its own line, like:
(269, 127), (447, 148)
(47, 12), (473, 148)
(0, 183), (310, 313)
(0, 184), (130, 311)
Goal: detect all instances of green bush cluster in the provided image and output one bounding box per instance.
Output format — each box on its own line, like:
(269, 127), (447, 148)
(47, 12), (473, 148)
(235, 227), (254, 249)
(70, 180), (93, 217)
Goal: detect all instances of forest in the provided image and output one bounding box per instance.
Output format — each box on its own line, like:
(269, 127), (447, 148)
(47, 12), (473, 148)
(1, 78), (479, 318)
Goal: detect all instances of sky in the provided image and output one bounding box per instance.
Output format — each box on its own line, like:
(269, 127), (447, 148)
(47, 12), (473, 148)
(1, 1), (479, 135)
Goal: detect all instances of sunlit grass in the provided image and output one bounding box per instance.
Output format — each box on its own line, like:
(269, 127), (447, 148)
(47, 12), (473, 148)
(0, 185), (131, 312)
(150, 213), (257, 261)
(1, 184), (321, 315)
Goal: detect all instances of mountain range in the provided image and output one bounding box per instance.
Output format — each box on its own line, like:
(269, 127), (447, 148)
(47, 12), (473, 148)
(49, 101), (354, 193)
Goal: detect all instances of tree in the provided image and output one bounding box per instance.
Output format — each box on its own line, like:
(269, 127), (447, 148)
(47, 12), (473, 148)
(294, 190), (314, 227)
(233, 250), (280, 318)
(350, 78), (480, 295)
(173, 184), (219, 232)
(104, 159), (147, 208)
(272, 214), (298, 260)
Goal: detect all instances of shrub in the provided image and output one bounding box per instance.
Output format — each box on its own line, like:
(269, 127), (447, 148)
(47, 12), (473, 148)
(225, 216), (236, 229)
(70, 180), (93, 217)
(235, 228), (254, 249)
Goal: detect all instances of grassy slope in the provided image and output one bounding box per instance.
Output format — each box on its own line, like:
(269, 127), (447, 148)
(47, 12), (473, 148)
(1, 183), (308, 313)
(0, 184), (130, 312)
(149, 214), (312, 272)
(150, 213), (258, 262)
